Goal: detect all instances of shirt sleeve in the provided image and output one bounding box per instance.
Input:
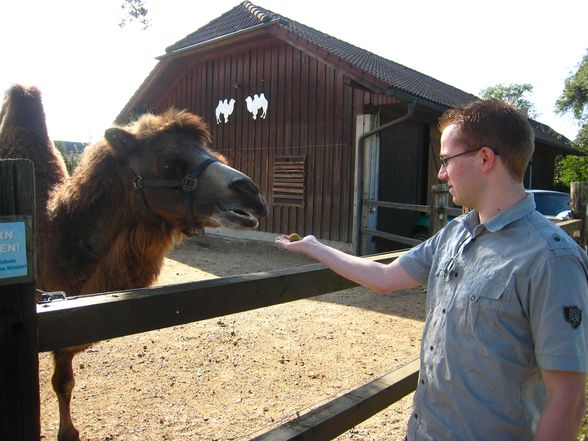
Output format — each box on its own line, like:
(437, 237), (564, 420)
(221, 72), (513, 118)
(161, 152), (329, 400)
(398, 234), (437, 286)
(529, 254), (588, 372)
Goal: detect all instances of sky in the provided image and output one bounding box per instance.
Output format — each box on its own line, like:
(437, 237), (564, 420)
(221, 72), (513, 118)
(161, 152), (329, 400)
(0, 0), (586, 143)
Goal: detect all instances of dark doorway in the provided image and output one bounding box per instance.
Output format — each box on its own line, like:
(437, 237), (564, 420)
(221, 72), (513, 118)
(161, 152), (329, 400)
(375, 120), (429, 251)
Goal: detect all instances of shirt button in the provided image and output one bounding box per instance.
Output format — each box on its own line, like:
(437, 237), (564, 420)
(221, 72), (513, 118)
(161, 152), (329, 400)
(469, 295), (476, 301)
(429, 346), (434, 351)
(442, 309), (446, 314)
(420, 379), (425, 384)
(414, 413), (418, 419)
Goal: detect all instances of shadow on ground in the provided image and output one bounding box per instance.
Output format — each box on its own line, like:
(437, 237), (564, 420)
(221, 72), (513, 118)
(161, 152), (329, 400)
(164, 234), (426, 323)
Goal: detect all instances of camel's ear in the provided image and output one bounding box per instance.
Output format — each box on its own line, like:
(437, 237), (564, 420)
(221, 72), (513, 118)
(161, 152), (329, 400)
(104, 127), (136, 154)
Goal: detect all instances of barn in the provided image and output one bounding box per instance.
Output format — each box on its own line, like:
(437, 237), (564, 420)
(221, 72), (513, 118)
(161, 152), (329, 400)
(117, 1), (577, 252)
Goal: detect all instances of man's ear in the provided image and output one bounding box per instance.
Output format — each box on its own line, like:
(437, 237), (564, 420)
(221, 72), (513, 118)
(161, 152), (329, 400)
(104, 127), (136, 154)
(480, 146), (496, 172)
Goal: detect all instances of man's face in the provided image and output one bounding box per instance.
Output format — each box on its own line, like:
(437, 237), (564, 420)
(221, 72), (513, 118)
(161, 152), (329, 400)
(438, 124), (480, 207)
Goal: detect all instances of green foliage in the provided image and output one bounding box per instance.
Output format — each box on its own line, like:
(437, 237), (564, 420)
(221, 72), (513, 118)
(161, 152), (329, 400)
(555, 50), (588, 188)
(556, 51), (588, 124)
(576, 123), (588, 149)
(555, 154), (588, 186)
(556, 50), (588, 151)
(480, 83), (539, 118)
(54, 141), (84, 175)
(119, 0), (150, 29)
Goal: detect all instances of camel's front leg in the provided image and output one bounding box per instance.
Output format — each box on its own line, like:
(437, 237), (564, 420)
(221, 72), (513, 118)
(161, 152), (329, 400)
(52, 349), (80, 441)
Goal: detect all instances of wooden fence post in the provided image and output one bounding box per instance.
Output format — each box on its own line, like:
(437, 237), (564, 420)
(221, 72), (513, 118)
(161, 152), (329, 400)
(431, 184), (449, 235)
(0, 159), (40, 441)
(570, 181), (588, 246)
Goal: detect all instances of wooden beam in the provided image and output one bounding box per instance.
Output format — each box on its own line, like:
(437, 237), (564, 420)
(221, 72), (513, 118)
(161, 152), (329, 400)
(0, 159), (40, 441)
(362, 228), (422, 247)
(363, 199), (462, 217)
(250, 358), (419, 440)
(570, 182), (588, 246)
(37, 251), (404, 352)
(556, 218), (582, 235)
(364, 199), (432, 214)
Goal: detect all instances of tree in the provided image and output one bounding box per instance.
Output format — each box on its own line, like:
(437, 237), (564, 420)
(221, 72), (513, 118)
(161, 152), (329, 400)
(119, 0), (149, 29)
(554, 50), (588, 186)
(54, 141), (84, 174)
(555, 155), (588, 186)
(556, 50), (588, 150)
(480, 83), (539, 118)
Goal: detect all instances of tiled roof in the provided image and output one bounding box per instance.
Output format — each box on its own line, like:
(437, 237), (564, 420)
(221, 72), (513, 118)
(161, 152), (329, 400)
(165, 2), (272, 54)
(166, 1), (479, 109)
(130, 1), (573, 150)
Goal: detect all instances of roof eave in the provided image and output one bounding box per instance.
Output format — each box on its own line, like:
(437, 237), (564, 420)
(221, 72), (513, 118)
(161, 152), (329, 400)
(117, 21), (282, 123)
(535, 136), (582, 155)
(158, 19), (280, 61)
(116, 60), (170, 123)
(385, 87), (449, 112)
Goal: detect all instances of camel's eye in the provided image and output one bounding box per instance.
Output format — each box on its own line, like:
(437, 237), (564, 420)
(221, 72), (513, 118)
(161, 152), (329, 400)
(159, 159), (184, 178)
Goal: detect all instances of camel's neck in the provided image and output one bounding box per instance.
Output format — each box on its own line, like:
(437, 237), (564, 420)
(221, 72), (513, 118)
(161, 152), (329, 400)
(41, 147), (176, 295)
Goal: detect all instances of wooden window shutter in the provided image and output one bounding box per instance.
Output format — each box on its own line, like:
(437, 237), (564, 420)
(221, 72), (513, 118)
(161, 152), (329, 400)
(272, 155), (305, 208)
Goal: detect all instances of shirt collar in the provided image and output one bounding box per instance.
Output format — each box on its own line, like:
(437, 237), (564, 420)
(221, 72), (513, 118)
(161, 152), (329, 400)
(458, 193), (536, 235)
(484, 193), (536, 232)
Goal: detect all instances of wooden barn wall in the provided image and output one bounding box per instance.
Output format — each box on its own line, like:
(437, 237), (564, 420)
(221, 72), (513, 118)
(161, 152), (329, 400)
(524, 144), (557, 190)
(153, 39), (397, 242)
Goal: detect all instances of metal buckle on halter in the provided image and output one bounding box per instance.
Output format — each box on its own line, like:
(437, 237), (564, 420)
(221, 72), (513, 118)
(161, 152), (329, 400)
(132, 175), (144, 190)
(37, 290), (67, 304)
(182, 175), (198, 192)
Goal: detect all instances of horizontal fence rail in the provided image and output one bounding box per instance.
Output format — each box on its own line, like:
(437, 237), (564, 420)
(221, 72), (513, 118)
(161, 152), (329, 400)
(555, 218), (582, 235)
(251, 358), (419, 440)
(362, 227), (422, 247)
(360, 193), (464, 251)
(37, 251), (404, 353)
(363, 199), (463, 217)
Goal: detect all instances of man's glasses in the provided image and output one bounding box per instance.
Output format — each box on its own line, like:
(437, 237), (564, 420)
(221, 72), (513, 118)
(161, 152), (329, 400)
(439, 147), (486, 168)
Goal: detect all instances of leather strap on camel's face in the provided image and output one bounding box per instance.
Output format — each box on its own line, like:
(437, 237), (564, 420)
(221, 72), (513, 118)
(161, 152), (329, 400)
(131, 157), (218, 231)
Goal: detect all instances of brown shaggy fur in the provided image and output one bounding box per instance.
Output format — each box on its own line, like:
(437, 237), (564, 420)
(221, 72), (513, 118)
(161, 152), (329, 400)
(0, 84), (266, 441)
(0, 85), (69, 277)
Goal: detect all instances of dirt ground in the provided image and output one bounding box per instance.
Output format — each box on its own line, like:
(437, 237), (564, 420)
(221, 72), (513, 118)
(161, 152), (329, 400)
(39, 234), (426, 441)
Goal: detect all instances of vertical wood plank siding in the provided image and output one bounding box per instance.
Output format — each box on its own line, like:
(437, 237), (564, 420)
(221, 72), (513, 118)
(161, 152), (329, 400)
(153, 40), (397, 242)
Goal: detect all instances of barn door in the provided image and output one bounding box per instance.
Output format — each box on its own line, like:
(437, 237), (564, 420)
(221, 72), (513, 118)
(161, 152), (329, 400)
(374, 120), (429, 251)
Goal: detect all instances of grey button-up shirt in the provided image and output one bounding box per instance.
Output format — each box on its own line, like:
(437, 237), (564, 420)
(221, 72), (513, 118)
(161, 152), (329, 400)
(399, 194), (588, 441)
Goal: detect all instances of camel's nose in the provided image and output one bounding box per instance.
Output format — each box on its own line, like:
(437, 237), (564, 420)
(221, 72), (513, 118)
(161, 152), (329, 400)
(230, 176), (259, 196)
(230, 177), (268, 216)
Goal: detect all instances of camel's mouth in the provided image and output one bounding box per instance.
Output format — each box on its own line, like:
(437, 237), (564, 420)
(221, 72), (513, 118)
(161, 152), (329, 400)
(215, 205), (260, 229)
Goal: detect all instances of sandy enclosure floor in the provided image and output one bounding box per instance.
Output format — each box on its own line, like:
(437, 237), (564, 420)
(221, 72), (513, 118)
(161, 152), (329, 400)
(39, 234), (425, 440)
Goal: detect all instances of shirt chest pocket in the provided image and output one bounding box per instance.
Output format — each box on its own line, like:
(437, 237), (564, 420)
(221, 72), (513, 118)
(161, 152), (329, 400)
(458, 273), (508, 339)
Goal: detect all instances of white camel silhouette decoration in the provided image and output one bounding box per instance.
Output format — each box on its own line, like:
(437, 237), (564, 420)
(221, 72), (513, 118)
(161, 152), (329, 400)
(245, 93), (268, 120)
(215, 98), (236, 124)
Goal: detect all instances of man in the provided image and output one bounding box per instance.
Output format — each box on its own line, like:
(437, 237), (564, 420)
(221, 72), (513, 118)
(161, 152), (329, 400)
(275, 100), (587, 440)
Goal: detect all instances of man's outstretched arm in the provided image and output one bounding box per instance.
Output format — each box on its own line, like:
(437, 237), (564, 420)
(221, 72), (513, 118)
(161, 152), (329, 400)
(275, 235), (420, 294)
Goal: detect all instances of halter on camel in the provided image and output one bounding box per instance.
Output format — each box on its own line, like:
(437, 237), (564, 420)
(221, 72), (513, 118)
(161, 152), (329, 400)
(131, 157), (218, 234)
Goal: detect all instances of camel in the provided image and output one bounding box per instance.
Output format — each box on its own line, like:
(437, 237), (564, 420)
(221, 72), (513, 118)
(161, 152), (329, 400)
(245, 93), (268, 120)
(0, 84), (267, 441)
(215, 98), (236, 123)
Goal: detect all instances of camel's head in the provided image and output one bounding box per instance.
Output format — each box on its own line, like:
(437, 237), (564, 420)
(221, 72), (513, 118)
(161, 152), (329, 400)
(105, 109), (267, 236)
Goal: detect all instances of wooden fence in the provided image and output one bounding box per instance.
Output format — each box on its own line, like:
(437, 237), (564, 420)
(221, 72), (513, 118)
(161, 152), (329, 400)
(2, 159), (587, 440)
(364, 182), (588, 250)
(2, 159), (418, 440)
(361, 184), (463, 250)
(35, 254), (416, 441)
(0, 160), (40, 441)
